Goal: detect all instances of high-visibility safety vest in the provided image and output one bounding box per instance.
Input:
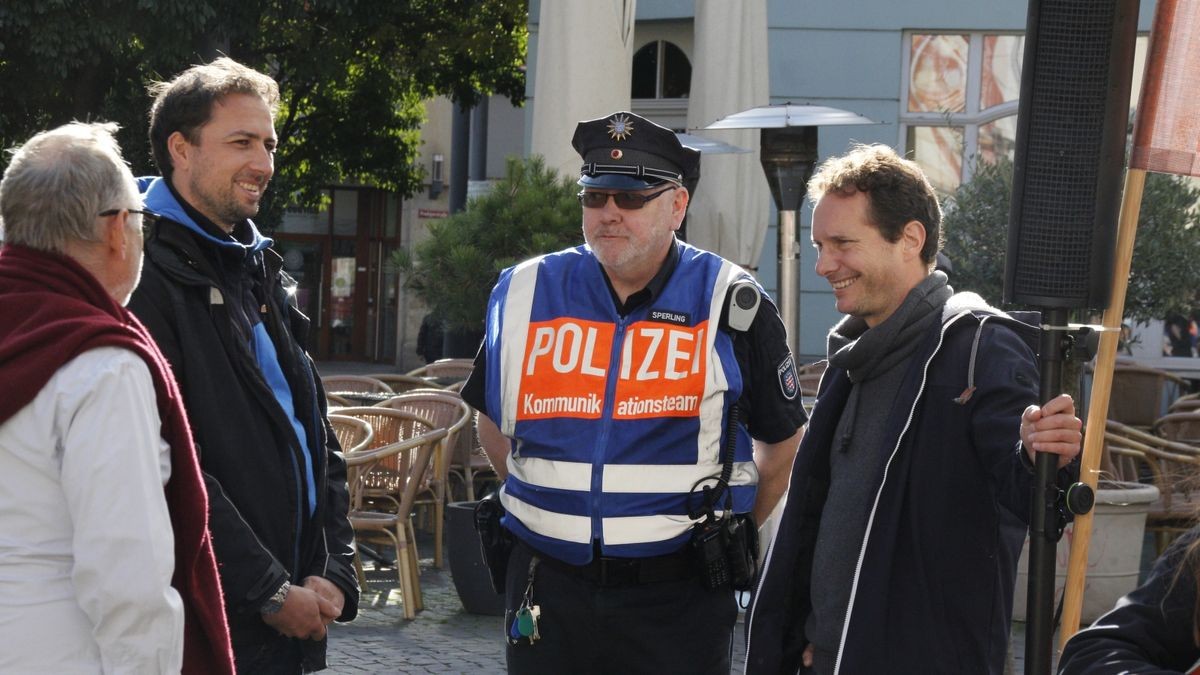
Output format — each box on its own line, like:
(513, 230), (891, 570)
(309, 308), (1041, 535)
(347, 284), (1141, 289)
(483, 242), (759, 565)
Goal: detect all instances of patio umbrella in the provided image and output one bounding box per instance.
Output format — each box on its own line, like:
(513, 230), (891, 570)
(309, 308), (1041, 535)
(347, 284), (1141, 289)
(530, 0), (638, 180)
(684, 0), (771, 270)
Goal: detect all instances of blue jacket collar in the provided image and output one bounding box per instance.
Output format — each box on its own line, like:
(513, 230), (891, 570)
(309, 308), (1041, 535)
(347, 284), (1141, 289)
(139, 176), (273, 254)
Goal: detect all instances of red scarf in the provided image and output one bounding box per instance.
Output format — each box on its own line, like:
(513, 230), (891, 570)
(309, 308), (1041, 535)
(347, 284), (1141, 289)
(0, 243), (234, 674)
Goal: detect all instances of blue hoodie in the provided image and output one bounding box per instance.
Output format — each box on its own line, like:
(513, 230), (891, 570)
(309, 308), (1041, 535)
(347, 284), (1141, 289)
(140, 177), (317, 516)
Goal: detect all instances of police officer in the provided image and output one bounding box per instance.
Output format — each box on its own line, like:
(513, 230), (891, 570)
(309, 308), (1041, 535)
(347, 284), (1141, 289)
(459, 111), (806, 673)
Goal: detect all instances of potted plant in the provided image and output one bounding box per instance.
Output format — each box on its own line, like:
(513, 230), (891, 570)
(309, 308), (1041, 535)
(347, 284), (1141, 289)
(445, 499), (505, 615)
(1012, 478), (1160, 623)
(392, 156), (584, 357)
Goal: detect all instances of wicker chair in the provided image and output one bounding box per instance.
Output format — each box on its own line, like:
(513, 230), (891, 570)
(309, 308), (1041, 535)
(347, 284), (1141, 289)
(345, 427), (447, 618)
(1103, 421), (1200, 554)
(405, 358), (475, 385)
(1105, 364), (1187, 431)
(321, 375), (394, 395)
(796, 360), (827, 397)
(374, 390), (472, 568)
(1168, 392), (1200, 414)
(326, 392), (354, 408)
(334, 407), (435, 514)
(367, 373), (438, 394)
(454, 411), (499, 501)
(392, 387), (497, 498)
(327, 414), (373, 454)
(1154, 411), (1200, 445)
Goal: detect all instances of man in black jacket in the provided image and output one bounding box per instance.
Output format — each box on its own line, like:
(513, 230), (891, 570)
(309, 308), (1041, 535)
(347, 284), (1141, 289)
(129, 57), (358, 674)
(744, 144), (1082, 674)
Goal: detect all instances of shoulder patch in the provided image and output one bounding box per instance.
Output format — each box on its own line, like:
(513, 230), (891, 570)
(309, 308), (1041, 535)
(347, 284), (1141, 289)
(777, 354), (799, 400)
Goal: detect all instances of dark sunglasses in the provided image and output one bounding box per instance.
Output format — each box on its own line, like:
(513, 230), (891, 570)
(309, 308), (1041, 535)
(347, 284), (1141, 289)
(577, 186), (676, 210)
(99, 208), (161, 236)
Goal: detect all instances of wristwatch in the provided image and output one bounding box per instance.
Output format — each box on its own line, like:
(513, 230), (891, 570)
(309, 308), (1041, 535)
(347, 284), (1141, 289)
(260, 580), (291, 615)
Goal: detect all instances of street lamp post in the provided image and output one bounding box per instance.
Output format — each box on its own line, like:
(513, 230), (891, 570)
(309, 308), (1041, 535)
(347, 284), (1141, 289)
(706, 104), (874, 355)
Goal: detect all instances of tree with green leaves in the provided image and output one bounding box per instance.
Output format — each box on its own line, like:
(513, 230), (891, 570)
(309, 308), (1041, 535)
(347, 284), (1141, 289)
(942, 157), (1200, 322)
(0, 0), (526, 227)
(392, 156), (583, 335)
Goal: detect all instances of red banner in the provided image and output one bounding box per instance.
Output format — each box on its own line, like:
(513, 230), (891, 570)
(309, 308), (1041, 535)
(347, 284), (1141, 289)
(1130, 0), (1200, 177)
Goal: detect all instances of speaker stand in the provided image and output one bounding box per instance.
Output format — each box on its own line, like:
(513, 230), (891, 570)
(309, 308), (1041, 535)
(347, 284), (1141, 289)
(1025, 307), (1068, 675)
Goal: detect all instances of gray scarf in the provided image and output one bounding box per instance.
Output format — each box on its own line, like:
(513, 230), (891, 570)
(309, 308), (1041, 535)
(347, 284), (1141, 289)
(827, 271), (953, 383)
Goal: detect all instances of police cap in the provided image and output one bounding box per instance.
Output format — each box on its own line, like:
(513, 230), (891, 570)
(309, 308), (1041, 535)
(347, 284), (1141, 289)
(572, 111), (701, 193)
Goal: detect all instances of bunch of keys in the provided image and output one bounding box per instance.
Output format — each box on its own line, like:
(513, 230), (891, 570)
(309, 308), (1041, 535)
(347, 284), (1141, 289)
(508, 557), (541, 645)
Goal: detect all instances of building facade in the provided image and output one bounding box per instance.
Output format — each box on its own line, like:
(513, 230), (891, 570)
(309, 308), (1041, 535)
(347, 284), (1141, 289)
(283, 0), (1158, 367)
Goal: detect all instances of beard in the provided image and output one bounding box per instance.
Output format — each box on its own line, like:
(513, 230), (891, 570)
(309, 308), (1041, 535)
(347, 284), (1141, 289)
(584, 225), (673, 274)
(187, 174), (265, 231)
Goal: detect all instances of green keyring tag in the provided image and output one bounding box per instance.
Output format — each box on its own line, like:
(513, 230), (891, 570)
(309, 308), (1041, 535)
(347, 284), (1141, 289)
(516, 607), (535, 637)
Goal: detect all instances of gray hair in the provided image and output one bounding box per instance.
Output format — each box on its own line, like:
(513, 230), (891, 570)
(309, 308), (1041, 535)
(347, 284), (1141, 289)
(0, 122), (137, 253)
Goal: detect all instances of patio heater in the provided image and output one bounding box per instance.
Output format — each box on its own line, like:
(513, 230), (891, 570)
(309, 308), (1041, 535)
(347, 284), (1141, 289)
(707, 104), (874, 354)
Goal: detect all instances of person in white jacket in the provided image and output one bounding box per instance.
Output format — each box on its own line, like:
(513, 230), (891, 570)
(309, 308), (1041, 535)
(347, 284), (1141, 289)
(0, 122), (185, 673)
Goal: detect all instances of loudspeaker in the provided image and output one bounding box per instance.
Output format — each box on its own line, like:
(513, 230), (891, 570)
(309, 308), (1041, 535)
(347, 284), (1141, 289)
(1003, 0), (1140, 309)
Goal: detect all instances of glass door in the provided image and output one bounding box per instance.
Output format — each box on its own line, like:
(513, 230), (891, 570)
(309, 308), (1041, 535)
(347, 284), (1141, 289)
(274, 186), (402, 362)
(276, 237), (327, 355)
(329, 237), (358, 357)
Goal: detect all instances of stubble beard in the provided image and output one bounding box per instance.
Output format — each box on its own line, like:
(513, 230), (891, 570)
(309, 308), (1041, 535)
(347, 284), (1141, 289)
(191, 175), (263, 231)
(585, 225), (672, 277)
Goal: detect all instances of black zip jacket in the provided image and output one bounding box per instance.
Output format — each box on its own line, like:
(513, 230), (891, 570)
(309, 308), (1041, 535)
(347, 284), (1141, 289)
(1059, 527), (1200, 674)
(745, 295), (1052, 674)
(129, 214), (358, 669)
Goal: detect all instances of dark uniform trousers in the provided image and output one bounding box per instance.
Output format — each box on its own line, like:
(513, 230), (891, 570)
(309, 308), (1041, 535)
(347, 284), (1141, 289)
(504, 542), (738, 674)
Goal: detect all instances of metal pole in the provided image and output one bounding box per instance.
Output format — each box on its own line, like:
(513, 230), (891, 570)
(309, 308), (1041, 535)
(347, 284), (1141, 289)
(469, 98), (489, 181)
(778, 209), (799, 355)
(449, 102), (470, 214)
(1025, 306), (1067, 675)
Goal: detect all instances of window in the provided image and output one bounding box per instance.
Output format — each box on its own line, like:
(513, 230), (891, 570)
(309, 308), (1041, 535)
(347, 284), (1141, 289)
(631, 40), (691, 100)
(901, 31), (1149, 195)
(901, 33), (1023, 195)
(630, 38), (692, 131)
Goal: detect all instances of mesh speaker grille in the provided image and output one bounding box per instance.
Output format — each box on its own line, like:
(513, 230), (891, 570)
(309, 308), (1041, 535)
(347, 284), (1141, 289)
(1006, 0), (1135, 308)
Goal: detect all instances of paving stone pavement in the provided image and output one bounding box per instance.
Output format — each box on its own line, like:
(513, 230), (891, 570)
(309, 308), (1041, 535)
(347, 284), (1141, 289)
(325, 556), (507, 675)
(322, 539), (1040, 674)
(323, 540), (750, 674)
